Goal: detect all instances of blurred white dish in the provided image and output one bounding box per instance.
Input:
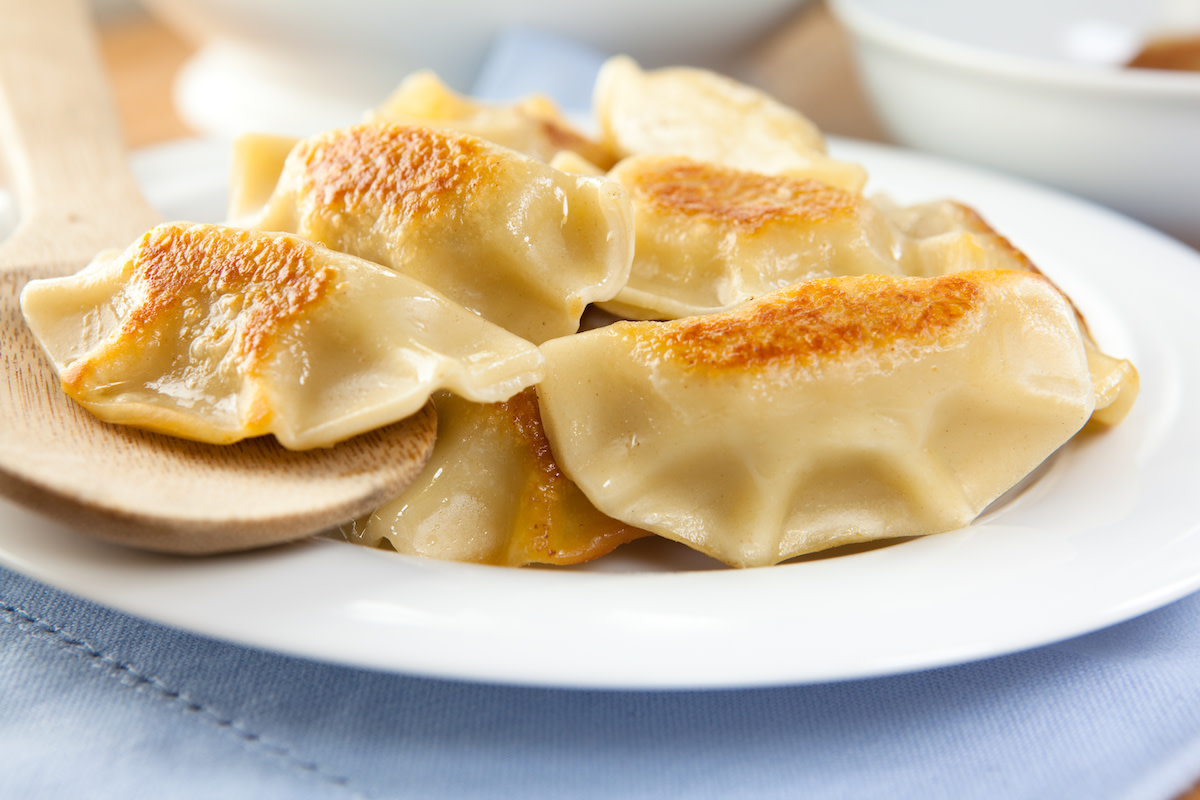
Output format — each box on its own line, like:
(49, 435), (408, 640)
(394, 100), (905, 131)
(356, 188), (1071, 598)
(1, 137), (1199, 689)
(831, 0), (1200, 248)
(143, 0), (803, 137)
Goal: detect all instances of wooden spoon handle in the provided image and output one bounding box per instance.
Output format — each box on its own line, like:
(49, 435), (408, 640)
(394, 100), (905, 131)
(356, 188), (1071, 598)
(0, 0), (158, 271)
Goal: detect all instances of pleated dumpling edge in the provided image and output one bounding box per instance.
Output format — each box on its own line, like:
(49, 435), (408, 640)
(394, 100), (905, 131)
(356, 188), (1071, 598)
(19, 222), (545, 450)
(536, 270), (1099, 568)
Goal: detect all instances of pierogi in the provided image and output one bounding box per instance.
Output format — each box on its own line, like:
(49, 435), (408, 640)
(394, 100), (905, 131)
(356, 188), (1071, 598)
(601, 155), (1138, 428)
(594, 55), (867, 192)
(245, 122), (634, 344)
(602, 154), (908, 319)
(537, 271), (1101, 568)
(345, 389), (647, 566)
(874, 196), (1139, 426)
(369, 70), (616, 169)
(227, 79), (615, 224)
(19, 55), (1139, 564)
(20, 222), (543, 450)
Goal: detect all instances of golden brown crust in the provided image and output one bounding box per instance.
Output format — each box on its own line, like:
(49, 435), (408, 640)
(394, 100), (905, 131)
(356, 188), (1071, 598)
(501, 388), (647, 565)
(294, 123), (500, 221)
(627, 157), (857, 232)
(630, 272), (1003, 373)
(504, 386), (560, 483)
(129, 224), (328, 358)
(62, 224), (333, 397)
(84, 224), (323, 372)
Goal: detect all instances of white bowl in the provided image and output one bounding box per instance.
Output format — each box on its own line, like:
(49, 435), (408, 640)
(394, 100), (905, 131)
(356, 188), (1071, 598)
(830, 0), (1200, 248)
(143, 0), (802, 137)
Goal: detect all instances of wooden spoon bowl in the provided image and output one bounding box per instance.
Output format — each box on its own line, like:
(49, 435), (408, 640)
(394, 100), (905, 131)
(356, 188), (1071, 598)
(0, 0), (436, 554)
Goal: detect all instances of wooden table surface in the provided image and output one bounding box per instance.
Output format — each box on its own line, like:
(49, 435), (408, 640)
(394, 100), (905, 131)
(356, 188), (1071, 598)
(89, 6), (1199, 799)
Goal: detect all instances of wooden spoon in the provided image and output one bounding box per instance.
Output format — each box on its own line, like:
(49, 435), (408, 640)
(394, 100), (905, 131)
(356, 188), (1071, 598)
(0, 0), (436, 554)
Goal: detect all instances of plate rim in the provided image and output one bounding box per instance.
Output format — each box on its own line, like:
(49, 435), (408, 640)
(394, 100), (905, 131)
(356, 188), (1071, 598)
(1, 136), (1198, 690)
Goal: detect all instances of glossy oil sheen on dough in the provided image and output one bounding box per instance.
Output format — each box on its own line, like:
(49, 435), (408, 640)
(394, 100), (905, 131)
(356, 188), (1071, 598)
(346, 389), (647, 566)
(249, 122), (634, 344)
(594, 56), (867, 192)
(20, 222), (544, 450)
(538, 270), (1097, 568)
(369, 70), (616, 168)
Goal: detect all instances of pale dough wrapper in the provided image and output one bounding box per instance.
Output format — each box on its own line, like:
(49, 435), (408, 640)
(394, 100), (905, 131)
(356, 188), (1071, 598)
(20, 222), (544, 450)
(593, 55), (868, 193)
(598, 157), (1138, 427)
(369, 70), (615, 169)
(601, 154), (910, 320)
(246, 122), (634, 345)
(345, 389), (647, 567)
(537, 270), (1099, 568)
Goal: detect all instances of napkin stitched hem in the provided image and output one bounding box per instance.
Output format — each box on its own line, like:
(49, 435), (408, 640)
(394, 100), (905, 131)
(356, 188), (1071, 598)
(0, 598), (358, 795)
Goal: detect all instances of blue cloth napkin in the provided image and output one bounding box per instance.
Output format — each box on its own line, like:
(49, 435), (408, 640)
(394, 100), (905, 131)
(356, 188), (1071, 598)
(4, 27), (1200, 800)
(6, 563), (1200, 800)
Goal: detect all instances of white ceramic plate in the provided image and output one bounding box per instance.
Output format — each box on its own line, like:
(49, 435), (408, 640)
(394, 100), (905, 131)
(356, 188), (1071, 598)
(1, 138), (1197, 690)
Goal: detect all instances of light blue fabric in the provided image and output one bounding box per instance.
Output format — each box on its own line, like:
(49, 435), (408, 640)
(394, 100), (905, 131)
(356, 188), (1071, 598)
(4, 27), (1200, 800)
(471, 26), (608, 111)
(6, 563), (1200, 799)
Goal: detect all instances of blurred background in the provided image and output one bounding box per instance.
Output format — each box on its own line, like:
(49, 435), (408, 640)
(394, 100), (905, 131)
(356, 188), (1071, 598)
(85, 0), (1199, 249)
(87, 0), (888, 146)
